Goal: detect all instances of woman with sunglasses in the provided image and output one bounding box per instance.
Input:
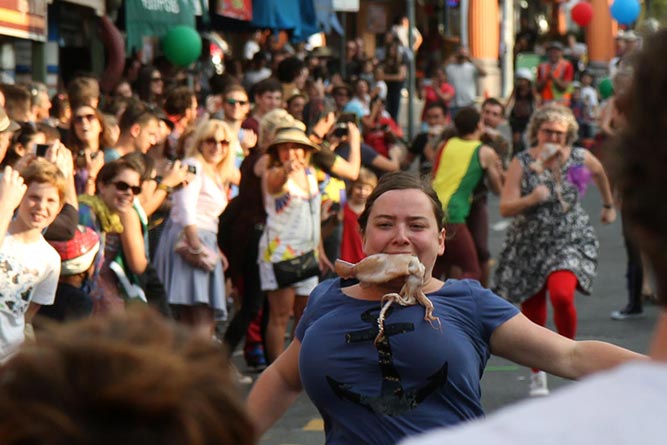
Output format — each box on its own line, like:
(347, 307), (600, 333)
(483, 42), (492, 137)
(494, 104), (616, 397)
(78, 159), (144, 314)
(259, 123), (332, 363)
(154, 119), (237, 338)
(67, 104), (113, 195)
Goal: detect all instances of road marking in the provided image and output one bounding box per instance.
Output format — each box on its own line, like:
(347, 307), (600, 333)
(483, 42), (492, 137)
(485, 364), (520, 372)
(303, 418), (324, 431)
(491, 220), (511, 231)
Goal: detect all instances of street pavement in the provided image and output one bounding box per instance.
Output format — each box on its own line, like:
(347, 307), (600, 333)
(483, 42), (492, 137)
(238, 186), (658, 445)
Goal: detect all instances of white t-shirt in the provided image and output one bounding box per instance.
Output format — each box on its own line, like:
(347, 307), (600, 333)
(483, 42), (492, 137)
(446, 62), (479, 107)
(400, 361), (667, 445)
(243, 40), (260, 60)
(0, 233), (59, 360)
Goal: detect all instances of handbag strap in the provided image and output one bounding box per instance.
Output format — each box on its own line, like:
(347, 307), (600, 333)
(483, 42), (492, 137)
(266, 168), (317, 258)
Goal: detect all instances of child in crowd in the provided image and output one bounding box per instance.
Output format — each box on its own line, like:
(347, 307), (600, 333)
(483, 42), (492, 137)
(339, 167), (378, 263)
(38, 225), (99, 323)
(0, 160), (65, 361)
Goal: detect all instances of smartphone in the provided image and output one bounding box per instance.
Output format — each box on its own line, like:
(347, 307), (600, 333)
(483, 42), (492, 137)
(187, 164), (197, 174)
(337, 112), (358, 126)
(35, 144), (49, 157)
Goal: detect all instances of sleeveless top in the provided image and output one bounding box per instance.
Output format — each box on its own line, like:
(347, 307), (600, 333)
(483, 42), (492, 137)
(432, 137), (484, 223)
(260, 168), (321, 263)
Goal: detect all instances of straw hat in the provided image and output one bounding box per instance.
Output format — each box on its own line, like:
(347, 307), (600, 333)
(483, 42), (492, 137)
(267, 125), (320, 152)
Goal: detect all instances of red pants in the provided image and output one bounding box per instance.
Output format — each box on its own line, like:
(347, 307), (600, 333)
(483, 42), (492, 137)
(521, 270), (578, 339)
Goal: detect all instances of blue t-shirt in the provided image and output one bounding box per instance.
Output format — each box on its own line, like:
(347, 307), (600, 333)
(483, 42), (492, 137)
(296, 278), (519, 445)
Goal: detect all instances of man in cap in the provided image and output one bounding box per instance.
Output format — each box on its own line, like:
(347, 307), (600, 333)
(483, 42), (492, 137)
(536, 41), (574, 105)
(609, 30), (640, 79)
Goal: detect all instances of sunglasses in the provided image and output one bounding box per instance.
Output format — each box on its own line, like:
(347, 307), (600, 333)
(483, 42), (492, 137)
(150, 77), (163, 83)
(74, 113), (96, 124)
(112, 181), (142, 195)
(225, 98), (248, 106)
(204, 137), (230, 146)
(540, 128), (566, 137)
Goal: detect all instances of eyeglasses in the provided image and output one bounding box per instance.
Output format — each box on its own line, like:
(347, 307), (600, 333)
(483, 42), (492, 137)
(225, 98), (248, 106)
(74, 114), (96, 124)
(150, 77), (163, 83)
(540, 128), (566, 137)
(204, 137), (230, 146)
(112, 181), (142, 195)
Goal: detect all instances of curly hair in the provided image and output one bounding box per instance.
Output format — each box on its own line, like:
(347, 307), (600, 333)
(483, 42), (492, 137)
(0, 309), (255, 445)
(607, 29), (667, 306)
(525, 104), (579, 147)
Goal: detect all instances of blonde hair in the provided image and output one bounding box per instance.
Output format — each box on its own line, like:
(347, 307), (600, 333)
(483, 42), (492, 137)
(20, 158), (67, 204)
(186, 119), (235, 180)
(526, 104), (579, 147)
(351, 167), (378, 190)
(258, 109), (295, 151)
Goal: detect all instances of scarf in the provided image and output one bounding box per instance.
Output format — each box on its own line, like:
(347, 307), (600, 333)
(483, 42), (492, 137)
(78, 194), (124, 233)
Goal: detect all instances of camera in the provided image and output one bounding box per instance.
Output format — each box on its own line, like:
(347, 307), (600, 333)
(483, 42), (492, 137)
(332, 122), (349, 138)
(332, 112), (358, 138)
(76, 150), (86, 169)
(35, 144), (49, 157)
(187, 164), (197, 174)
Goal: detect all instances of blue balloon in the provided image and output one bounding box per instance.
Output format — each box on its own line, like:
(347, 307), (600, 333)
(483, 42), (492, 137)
(610, 0), (641, 25)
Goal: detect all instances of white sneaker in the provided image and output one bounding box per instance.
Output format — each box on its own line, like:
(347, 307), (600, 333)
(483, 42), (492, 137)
(232, 364), (253, 385)
(529, 371), (550, 397)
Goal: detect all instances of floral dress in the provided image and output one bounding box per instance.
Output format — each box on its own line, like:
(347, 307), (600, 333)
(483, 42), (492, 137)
(493, 148), (599, 303)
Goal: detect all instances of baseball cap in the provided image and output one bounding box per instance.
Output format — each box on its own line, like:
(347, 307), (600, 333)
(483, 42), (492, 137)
(516, 68), (534, 82)
(49, 226), (100, 275)
(0, 106), (20, 133)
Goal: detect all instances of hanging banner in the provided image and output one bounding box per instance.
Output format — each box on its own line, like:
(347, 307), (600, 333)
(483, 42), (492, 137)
(216, 0), (252, 21)
(0, 0), (47, 41)
(125, 0), (196, 52)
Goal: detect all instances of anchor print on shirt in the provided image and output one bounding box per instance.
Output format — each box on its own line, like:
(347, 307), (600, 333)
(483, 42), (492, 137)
(326, 307), (448, 416)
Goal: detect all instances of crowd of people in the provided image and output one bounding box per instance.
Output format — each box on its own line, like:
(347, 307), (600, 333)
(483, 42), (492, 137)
(0, 18), (661, 445)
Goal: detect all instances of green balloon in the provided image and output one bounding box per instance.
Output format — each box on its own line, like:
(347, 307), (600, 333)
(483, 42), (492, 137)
(598, 77), (614, 100)
(162, 26), (202, 67)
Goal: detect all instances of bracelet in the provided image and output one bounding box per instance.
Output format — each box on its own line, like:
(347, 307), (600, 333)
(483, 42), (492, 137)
(86, 176), (96, 183)
(311, 131), (324, 141)
(157, 183), (173, 194)
(603, 204), (614, 209)
(188, 245), (204, 255)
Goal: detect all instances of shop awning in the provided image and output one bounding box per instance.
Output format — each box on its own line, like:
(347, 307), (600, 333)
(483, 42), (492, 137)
(0, 0), (47, 41)
(251, 0), (319, 42)
(125, 0), (196, 52)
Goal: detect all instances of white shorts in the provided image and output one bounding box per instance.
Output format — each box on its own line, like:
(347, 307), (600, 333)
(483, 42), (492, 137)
(259, 260), (319, 296)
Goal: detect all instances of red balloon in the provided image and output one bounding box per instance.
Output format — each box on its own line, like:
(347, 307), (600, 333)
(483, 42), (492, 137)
(571, 2), (594, 26)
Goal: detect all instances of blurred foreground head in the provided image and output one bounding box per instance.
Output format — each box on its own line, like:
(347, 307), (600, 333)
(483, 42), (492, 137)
(0, 310), (255, 445)
(608, 28), (667, 304)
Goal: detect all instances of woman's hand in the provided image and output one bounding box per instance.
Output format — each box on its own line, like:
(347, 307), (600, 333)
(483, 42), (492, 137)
(240, 129), (258, 152)
(47, 141), (74, 179)
(531, 184), (550, 204)
(601, 206), (617, 224)
(161, 160), (189, 188)
(312, 112), (335, 139)
(0, 166), (26, 212)
(86, 150), (105, 179)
